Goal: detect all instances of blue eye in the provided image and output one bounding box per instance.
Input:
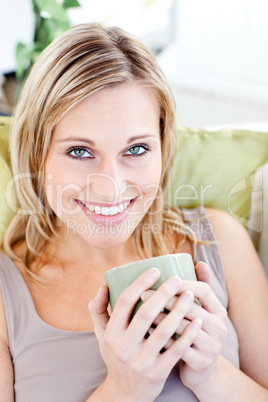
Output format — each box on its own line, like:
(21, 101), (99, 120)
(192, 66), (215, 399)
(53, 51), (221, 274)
(68, 147), (92, 159)
(125, 144), (149, 156)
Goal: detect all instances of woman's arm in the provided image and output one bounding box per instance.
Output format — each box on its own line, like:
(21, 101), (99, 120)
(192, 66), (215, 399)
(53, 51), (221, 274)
(0, 287), (14, 402)
(188, 208), (268, 401)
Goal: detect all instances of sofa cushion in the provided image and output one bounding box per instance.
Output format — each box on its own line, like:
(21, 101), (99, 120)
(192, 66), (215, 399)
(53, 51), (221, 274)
(1, 118), (268, 244)
(166, 125), (268, 227)
(253, 161), (268, 276)
(0, 117), (15, 244)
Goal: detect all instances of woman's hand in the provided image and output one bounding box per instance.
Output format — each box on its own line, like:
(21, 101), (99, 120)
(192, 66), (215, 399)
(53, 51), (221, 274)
(89, 268), (202, 402)
(179, 262), (228, 390)
(142, 262), (228, 392)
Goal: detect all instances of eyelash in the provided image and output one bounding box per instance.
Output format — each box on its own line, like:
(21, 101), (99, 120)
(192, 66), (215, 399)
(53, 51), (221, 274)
(67, 147), (92, 160)
(66, 143), (151, 160)
(124, 143), (151, 157)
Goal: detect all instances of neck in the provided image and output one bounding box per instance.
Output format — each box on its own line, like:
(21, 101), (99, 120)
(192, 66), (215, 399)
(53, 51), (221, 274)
(49, 229), (139, 272)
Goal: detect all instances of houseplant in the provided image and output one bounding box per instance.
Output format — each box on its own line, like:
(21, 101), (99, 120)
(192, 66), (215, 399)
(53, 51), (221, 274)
(15, 0), (80, 89)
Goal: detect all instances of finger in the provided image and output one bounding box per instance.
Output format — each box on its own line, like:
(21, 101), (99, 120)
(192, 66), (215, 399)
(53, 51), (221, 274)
(141, 279), (226, 331)
(150, 317), (218, 356)
(153, 313), (191, 335)
(180, 346), (205, 371)
(176, 280), (225, 316)
(141, 263), (213, 312)
(195, 262), (213, 287)
(184, 302), (228, 339)
(89, 285), (110, 339)
(107, 268), (160, 334)
(150, 293), (226, 339)
(142, 290), (200, 312)
(127, 276), (183, 344)
(141, 290), (195, 357)
(189, 329), (223, 357)
(157, 318), (202, 373)
(180, 340), (217, 372)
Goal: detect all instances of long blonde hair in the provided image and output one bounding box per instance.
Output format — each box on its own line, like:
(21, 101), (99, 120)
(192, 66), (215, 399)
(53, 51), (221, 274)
(3, 23), (195, 279)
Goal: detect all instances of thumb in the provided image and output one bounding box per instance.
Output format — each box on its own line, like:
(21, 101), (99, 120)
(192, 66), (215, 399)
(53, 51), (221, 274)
(195, 261), (213, 287)
(88, 285), (110, 339)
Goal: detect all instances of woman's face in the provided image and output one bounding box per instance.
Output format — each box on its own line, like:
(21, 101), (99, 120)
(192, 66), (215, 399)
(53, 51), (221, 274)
(45, 82), (162, 249)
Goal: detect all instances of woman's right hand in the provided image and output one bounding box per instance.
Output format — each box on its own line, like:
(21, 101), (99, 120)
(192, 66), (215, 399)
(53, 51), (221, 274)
(88, 268), (202, 402)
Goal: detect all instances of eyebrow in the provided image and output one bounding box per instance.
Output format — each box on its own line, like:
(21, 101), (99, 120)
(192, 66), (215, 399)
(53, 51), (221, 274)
(56, 134), (157, 146)
(56, 137), (96, 146)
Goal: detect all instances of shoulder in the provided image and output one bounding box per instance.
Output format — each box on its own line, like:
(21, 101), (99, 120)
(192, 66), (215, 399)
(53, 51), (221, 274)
(204, 207), (263, 279)
(205, 212), (268, 385)
(203, 208), (268, 321)
(204, 207), (247, 234)
(0, 282), (9, 347)
(0, 252), (23, 350)
(0, 285), (13, 399)
(204, 207), (256, 253)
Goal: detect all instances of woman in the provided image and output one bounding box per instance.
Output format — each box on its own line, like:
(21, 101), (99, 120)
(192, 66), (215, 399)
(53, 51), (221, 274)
(0, 23), (267, 401)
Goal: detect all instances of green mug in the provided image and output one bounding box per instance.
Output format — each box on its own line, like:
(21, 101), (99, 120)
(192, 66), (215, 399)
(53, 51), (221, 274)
(105, 253), (200, 314)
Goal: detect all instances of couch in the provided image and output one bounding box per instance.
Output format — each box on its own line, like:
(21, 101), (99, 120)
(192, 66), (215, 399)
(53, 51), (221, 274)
(1, 116), (268, 276)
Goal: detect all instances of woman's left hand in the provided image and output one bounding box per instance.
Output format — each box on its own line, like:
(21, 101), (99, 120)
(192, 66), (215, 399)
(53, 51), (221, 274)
(142, 262), (228, 390)
(179, 262), (228, 390)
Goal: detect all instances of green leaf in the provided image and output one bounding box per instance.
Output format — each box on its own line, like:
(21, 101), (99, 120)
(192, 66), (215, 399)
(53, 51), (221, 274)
(62, 0), (80, 10)
(15, 42), (34, 79)
(36, 18), (58, 48)
(34, 0), (69, 24)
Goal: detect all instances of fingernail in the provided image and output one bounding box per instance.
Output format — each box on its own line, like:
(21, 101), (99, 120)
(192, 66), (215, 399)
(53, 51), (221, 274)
(198, 261), (209, 267)
(180, 290), (194, 303)
(168, 276), (181, 288)
(192, 317), (202, 329)
(146, 268), (159, 279)
(95, 285), (104, 300)
(141, 291), (153, 301)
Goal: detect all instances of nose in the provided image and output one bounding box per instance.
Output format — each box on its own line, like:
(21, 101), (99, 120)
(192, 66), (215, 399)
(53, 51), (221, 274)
(88, 173), (120, 202)
(86, 159), (124, 203)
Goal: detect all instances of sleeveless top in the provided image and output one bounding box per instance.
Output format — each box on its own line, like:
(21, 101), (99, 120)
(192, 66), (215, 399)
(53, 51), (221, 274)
(0, 207), (239, 402)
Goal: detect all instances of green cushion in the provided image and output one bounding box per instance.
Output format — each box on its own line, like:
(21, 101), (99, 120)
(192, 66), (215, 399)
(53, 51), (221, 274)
(0, 118), (268, 244)
(167, 126), (268, 226)
(0, 117), (15, 243)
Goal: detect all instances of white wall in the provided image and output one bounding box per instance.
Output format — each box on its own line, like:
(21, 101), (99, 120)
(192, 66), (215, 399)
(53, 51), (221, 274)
(0, 0), (174, 74)
(1, 0), (268, 118)
(159, 0), (268, 104)
(0, 0), (33, 74)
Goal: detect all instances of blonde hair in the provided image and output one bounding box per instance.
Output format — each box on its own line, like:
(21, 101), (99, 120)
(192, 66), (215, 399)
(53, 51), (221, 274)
(3, 23), (196, 279)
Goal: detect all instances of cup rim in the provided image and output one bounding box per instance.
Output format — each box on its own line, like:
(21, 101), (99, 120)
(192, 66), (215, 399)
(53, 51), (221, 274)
(105, 253), (192, 275)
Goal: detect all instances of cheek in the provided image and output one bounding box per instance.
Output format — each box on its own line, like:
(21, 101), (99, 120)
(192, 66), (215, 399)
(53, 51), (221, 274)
(45, 164), (86, 212)
(141, 158), (162, 190)
(136, 160), (162, 211)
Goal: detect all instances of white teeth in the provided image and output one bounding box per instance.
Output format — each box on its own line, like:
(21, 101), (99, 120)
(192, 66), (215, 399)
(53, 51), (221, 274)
(95, 206), (102, 214)
(101, 207), (111, 216)
(109, 206), (118, 216)
(82, 200), (131, 216)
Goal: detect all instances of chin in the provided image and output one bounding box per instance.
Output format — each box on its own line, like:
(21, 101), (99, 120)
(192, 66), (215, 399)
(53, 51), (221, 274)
(76, 225), (134, 249)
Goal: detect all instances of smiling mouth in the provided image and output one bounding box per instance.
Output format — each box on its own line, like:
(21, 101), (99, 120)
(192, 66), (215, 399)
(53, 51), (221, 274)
(76, 198), (136, 216)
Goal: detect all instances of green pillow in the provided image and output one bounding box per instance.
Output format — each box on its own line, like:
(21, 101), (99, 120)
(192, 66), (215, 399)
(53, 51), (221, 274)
(1, 118), (268, 244)
(0, 117), (15, 244)
(167, 125), (268, 226)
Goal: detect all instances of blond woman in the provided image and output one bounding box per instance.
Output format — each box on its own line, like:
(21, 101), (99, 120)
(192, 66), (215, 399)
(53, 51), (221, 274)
(0, 24), (267, 401)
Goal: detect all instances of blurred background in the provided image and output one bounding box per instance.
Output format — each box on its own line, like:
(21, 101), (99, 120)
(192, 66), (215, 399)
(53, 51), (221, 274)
(1, 0), (268, 127)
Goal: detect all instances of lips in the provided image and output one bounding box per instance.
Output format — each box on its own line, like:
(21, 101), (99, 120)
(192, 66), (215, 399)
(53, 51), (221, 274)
(76, 198), (135, 217)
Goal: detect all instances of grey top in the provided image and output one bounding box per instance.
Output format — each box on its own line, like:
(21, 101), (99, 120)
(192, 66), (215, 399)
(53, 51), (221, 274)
(0, 207), (239, 402)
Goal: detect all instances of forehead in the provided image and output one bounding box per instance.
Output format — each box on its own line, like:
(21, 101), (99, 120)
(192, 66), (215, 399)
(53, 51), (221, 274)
(53, 83), (160, 142)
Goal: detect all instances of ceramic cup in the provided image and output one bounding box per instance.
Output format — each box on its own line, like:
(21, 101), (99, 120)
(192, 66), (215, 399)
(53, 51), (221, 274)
(105, 253), (200, 314)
